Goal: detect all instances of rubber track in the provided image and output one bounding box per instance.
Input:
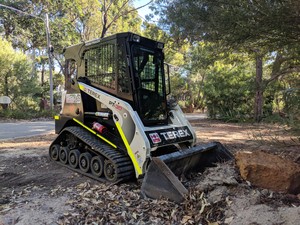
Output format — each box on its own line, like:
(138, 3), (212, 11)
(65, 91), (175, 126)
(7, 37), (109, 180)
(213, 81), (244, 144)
(49, 126), (134, 183)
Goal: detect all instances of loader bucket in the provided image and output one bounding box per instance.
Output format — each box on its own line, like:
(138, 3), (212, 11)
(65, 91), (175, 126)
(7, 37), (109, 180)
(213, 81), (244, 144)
(141, 142), (233, 203)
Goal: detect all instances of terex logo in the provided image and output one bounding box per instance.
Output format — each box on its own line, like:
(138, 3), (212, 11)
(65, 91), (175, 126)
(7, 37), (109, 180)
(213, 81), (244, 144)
(149, 133), (161, 144)
(146, 126), (192, 146)
(160, 129), (190, 140)
(86, 88), (101, 100)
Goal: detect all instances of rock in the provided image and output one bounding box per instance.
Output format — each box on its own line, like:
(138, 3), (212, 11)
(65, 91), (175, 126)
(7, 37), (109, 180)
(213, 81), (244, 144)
(235, 151), (300, 194)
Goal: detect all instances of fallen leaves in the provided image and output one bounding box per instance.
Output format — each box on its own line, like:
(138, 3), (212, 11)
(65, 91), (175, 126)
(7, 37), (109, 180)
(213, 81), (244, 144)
(2, 159), (298, 225)
(0, 184), (46, 214)
(55, 178), (231, 225)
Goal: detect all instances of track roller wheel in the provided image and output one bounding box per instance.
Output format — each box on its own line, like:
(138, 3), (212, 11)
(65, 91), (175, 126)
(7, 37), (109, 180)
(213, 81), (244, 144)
(59, 147), (70, 164)
(104, 159), (118, 182)
(68, 149), (80, 168)
(91, 156), (105, 177)
(49, 144), (60, 161)
(79, 152), (92, 173)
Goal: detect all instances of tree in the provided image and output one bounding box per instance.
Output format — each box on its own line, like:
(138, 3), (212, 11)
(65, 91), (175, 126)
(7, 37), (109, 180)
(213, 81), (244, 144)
(204, 53), (255, 119)
(0, 0), (149, 108)
(50, 0), (147, 41)
(282, 74), (300, 128)
(97, 0), (144, 38)
(153, 0), (300, 122)
(184, 42), (221, 111)
(0, 38), (41, 110)
(154, 0), (300, 46)
(0, 0), (148, 72)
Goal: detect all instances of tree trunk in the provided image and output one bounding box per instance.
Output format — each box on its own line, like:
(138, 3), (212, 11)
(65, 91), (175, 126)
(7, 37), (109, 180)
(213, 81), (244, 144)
(254, 55), (263, 122)
(31, 49), (36, 78)
(41, 64), (45, 86)
(100, 26), (108, 39)
(100, 11), (108, 38)
(4, 73), (9, 96)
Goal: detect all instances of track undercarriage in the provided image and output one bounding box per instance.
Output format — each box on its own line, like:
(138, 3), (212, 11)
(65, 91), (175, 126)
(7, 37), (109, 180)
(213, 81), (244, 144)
(49, 126), (134, 183)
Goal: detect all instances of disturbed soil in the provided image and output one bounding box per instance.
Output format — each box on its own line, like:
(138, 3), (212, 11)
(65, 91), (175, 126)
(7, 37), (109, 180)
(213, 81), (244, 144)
(0, 118), (299, 225)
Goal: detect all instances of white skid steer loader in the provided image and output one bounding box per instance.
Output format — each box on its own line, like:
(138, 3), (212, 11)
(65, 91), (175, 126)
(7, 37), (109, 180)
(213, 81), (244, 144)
(49, 32), (232, 202)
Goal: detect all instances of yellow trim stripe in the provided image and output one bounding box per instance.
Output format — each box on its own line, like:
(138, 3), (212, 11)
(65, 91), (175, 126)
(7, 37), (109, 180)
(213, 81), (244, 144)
(115, 121), (142, 175)
(73, 118), (117, 149)
(79, 84), (84, 90)
(54, 115), (60, 120)
(95, 134), (117, 148)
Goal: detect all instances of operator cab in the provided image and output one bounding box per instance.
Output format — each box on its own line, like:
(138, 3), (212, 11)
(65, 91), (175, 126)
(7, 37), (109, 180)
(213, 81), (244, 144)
(64, 32), (168, 126)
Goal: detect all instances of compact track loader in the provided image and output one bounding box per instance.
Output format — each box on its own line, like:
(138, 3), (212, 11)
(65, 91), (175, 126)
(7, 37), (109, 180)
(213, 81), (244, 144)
(49, 32), (232, 202)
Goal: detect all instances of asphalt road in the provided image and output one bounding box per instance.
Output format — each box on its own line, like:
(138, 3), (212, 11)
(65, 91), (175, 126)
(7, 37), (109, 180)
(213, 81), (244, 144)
(0, 113), (207, 140)
(0, 121), (55, 140)
(184, 113), (207, 121)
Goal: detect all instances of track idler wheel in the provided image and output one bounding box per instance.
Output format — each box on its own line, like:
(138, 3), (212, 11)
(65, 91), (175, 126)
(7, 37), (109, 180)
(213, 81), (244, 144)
(49, 144), (60, 161)
(59, 147), (70, 164)
(91, 156), (104, 177)
(104, 159), (118, 182)
(69, 149), (81, 168)
(79, 152), (92, 173)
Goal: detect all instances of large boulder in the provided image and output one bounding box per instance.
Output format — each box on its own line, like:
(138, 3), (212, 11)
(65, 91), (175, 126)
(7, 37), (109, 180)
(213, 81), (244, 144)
(235, 151), (300, 194)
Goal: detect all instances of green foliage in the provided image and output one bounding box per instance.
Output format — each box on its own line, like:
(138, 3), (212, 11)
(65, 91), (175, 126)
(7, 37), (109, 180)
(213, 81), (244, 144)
(282, 75), (300, 129)
(154, 0), (300, 49)
(183, 42), (221, 110)
(0, 0), (145, 76)
(60, 0), (143, 41)
(0, 108), (56, 119)
(0, 38), (42, 111)
(153, 0), (300, 123)
(1, 0), (298, 126)
(204, 54), (255, 120)
(169, 71), (186, 101)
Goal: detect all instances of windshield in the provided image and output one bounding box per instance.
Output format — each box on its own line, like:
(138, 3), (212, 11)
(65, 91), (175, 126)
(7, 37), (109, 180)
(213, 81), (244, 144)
(132, 45), (167, 125)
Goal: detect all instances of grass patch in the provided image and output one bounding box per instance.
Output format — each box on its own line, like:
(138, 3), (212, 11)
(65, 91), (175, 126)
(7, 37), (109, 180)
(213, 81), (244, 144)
(0, 109), (57, 120)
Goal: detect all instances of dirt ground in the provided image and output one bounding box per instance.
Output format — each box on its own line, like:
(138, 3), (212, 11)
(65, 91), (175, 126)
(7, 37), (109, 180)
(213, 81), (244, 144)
(0, 119), (299, 225)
